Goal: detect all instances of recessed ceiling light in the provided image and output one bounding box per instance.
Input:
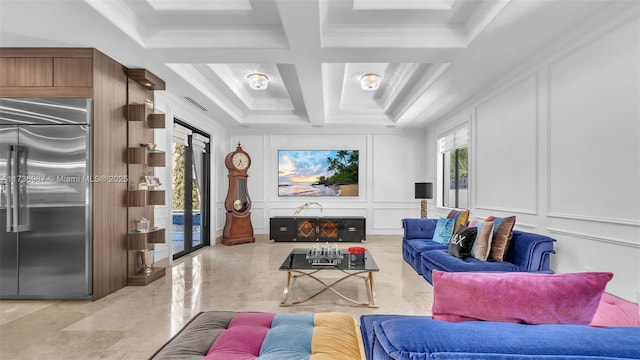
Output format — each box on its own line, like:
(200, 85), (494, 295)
(247, 73), (269, 90)
(360, 73), (381, 91)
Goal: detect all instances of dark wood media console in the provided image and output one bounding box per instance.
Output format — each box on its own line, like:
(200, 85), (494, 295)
(270, 216), (366, 242)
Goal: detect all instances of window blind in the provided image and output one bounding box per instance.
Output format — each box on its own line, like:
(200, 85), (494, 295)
(173, 123), (192, 146)
(192, 133), (209, 153)
(438, 126), (468, 153)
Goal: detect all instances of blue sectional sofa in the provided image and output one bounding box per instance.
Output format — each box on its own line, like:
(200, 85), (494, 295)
(359, 314), (640, 360)
(402, 218), (555, 283)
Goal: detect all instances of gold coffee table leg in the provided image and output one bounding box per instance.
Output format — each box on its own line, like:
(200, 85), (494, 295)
(280, 269), (378, 308)
(280, 271), (292, 305)
(368, 271), (378, 307)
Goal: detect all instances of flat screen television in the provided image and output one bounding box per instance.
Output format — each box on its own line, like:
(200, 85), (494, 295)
(278, 150), (359, 197)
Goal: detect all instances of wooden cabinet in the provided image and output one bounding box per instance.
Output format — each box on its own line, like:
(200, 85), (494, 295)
(270, 216), (366, 242)
(126, 69), (167, 286)
(0, 49), (95, 97)
(54, 58), (92, 87)
(0, 57), (52, 86)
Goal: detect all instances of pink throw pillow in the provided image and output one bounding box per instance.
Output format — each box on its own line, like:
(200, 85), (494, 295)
(431, 270), (613, 325)
(590, 293), (640, 327)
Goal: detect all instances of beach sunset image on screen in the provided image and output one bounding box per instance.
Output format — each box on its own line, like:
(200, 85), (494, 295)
(278, 150), (359, 196)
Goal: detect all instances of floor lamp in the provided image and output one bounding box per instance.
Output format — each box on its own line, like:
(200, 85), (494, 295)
(415, 182), (433, 219)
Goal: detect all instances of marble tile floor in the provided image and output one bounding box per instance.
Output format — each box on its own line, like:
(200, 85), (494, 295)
(0, 234), (434, 359)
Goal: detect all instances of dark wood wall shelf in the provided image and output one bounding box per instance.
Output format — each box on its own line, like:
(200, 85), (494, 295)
(148, 190), (165, 205)
(270, 216), (366, 242)
(128, 228), (166, 249)
(128, 190), (147, 207)
(127, 103), (166, 129)
(126, 68), (166, 91)
(148, 151), (165, 167)
(127, 147), (146, 164)
(147, 114), (165, 128)
(127, 147), (166, 167)
(128, 267), (166, 286)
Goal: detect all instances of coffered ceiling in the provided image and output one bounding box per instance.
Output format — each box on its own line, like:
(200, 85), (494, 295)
(0, 0), (618, 129)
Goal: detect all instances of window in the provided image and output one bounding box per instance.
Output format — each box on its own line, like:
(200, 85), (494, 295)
(438, 126), (469, 209)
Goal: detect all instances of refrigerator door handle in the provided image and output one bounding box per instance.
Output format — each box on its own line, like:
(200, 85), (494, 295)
(6, 145), (28, 233)
(6, 145), (16, 232)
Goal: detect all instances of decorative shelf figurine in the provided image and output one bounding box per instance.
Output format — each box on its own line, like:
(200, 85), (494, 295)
(294, 202), (323, 216)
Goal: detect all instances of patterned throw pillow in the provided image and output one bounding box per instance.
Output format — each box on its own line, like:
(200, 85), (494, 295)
(485, 215), (516, 261)
(469, 221), (494, 261)
(448, 225), (478, 259)
(447, 209), (470, 232)
(432, 218), (455, 245)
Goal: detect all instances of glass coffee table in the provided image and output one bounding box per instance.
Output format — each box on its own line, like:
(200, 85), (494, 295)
(279, 248), (379, 307)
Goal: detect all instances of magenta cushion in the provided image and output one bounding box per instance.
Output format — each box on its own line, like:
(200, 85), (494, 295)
(206, 312), (275, 359)
(431, 270), (613, 325)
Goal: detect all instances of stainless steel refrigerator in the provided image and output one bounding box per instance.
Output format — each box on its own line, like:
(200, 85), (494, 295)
(0, 98), (92, 299)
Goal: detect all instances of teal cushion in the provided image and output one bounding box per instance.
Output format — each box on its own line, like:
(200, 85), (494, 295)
(432, 218), (455, 245)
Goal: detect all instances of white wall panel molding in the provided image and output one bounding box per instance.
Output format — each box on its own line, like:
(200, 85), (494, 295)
(215, 205), (225, 233)
(371, 134), (424, 203)
(467, 216), (536, 231)
(372, 208), (416, 231)
(250, 208), (265, 230)
(547, 212), (640, 227)
(546, 18), (639, 225)
(474, 205), (536, 216)
(473, 74), (538, 214)
(514, 223), (537, 231)
(547, 228), (640, 249)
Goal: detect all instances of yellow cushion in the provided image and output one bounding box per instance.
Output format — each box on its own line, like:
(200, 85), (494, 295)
(311, 312), (364, 360)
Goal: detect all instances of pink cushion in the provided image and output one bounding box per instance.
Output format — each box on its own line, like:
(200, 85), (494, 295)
(432, 270), (613, 325)
(591, 293), (640, 327)
(206, 312), (275, 359)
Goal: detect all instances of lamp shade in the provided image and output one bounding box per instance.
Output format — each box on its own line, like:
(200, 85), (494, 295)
(415, 182), (433, 199)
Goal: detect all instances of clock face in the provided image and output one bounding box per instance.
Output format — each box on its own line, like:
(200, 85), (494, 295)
(232, 152), (249, 170)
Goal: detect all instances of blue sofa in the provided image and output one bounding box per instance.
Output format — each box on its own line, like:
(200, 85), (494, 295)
(359, 314), (640, 360)
(402, 218), (555, 283)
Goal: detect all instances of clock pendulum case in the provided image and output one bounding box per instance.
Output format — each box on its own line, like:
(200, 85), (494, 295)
(222, 143), (255, 245)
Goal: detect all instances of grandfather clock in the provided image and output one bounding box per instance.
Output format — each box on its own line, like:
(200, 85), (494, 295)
(222, 143), (255, 245)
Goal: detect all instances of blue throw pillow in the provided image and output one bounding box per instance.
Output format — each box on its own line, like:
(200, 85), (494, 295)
(432, 218), (455, 245)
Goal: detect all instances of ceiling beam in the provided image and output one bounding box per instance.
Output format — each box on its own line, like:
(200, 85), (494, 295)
(275, 0), (326, 125)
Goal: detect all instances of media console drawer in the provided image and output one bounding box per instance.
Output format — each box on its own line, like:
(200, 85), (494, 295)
(270, 216), (365, 242)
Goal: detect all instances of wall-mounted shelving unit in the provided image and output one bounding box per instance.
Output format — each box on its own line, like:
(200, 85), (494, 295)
(125, 68), (167, 286)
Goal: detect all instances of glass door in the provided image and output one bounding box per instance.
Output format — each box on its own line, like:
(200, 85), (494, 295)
(172, 120), (210, 259)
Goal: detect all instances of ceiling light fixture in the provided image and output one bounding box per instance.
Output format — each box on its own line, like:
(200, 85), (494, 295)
(247, 73), (269, 90)
(359, 73), (381, 91)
